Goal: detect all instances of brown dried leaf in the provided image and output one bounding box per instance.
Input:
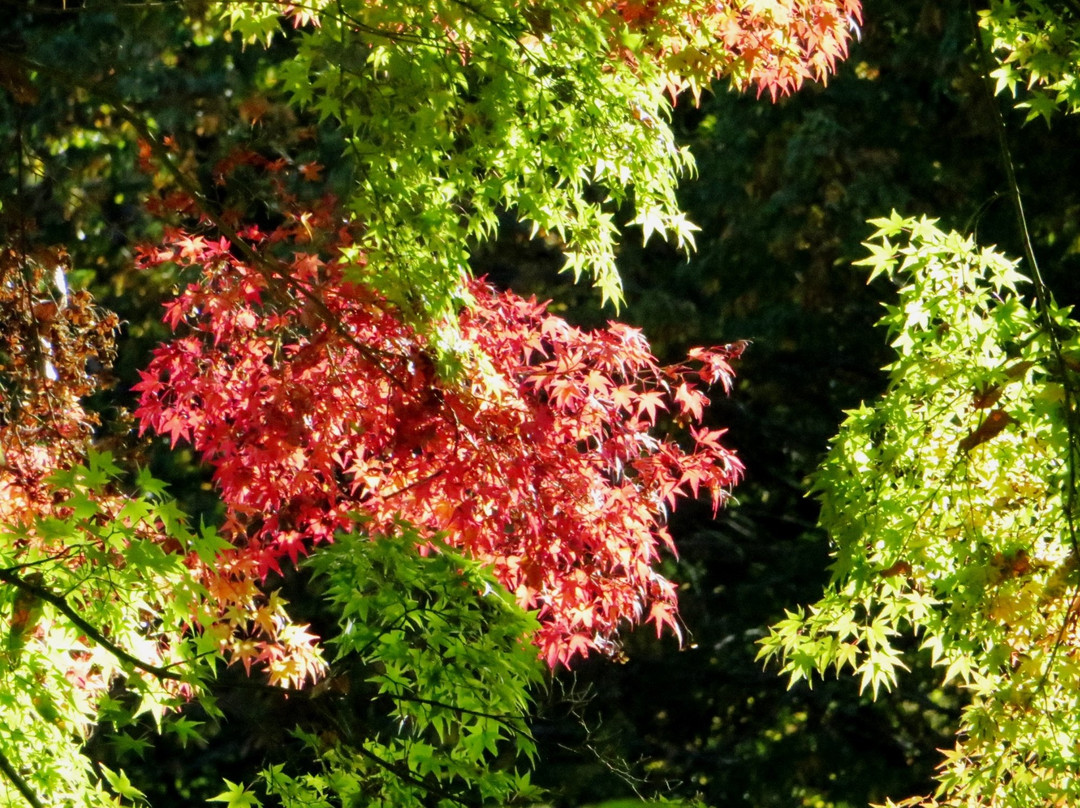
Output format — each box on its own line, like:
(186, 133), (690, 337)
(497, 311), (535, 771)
(959, 408), (1016, 452)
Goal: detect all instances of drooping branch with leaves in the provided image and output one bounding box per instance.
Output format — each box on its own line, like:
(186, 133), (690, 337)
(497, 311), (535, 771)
(756, 3), (1080, 804)
(758, 214), (1080, 806)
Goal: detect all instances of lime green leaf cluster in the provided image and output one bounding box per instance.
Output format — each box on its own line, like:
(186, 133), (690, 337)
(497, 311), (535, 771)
(0, 452), (219, 807)
(219, 0), (696, 337)
(237, 529), (545, 807)
(980, 1), (1080, 123)
(2, 453), (543, 807)
(759, 215), (1080, 806)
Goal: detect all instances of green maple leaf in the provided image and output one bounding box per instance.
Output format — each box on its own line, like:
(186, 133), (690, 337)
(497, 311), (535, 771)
(209, 779), (261, 808)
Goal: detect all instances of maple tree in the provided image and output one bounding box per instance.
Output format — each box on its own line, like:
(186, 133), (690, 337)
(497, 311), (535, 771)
(131, 160), (744, 668)
(759, 213), (1080, 807)
(10, 0), (1080, 806)
(533, 4), (1080, 806)
(0, 0), (866, 805)
(756, 4), (1080, 804)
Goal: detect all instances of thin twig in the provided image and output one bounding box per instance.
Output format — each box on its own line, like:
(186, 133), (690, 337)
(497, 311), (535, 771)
(389, 693), (534, 736)
(353, 742), (482, 808)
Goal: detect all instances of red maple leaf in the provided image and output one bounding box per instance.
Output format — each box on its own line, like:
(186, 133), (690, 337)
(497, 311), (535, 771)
(135, 169), (743, 667)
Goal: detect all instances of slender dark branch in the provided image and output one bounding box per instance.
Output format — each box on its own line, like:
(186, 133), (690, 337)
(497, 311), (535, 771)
(353, 742), (482, 808)
(968, 0), (1080, 724)
(217, 663), (534, 740)
(0, 554), (72, 573)
(321, 0), (446, 47)
(382, 464), (448, 501)
(390, 692), (533, 732)
(0, 568), (182, 681)
(0, 745), (44, 808)
(968, 1), (1080, 552)
(968, 2), (1045, 300)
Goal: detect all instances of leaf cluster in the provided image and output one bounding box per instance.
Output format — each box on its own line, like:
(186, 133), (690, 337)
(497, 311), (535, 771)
(218, 0), (861, 338)
(257, 530), (545, 807)
(131, 163), (743, 667)
(981, 0), (1080, 123)
(760, 214), (1080, 806)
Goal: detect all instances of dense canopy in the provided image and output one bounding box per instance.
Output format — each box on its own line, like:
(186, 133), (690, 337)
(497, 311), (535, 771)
(4, 1), (1080, 807)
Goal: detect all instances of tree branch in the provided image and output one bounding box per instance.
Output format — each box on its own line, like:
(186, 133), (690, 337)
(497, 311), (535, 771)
(353, 742), (482, 808)
(0, 568), (182, 681)
(18, 53), (412, 395)
(968, 0), (1080, 724)
(0, 745), (44, 808)
(390, 693), (529, 726)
